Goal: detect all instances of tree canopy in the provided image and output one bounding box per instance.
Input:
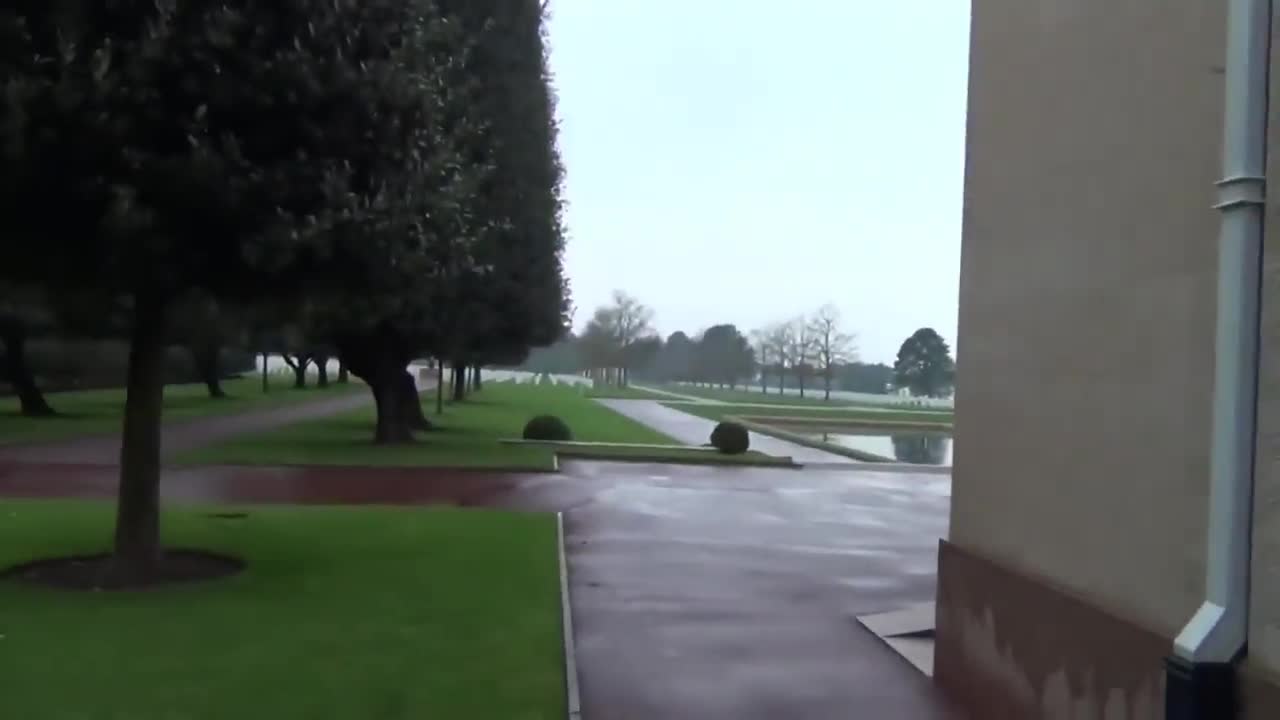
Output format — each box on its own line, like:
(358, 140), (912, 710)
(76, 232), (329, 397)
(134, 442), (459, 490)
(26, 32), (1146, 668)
(894, 328), (955, 397)
(0, 0), (566, 581)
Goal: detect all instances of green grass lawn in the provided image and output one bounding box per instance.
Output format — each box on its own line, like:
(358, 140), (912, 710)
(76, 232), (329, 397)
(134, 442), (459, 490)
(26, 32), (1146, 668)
(1, 376), (363, 447)
(666, 401), (954, 427)
(179, 381), (683, 469)
(0, 500), (564, 720)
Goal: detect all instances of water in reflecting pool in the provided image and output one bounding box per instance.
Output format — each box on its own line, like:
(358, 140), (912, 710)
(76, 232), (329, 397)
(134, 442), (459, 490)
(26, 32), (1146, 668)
(811, 431), (952, 466)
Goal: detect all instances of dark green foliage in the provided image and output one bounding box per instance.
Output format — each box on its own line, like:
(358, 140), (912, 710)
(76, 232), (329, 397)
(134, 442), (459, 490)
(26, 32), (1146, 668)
(316, 0), (566, 436)
(522, 414), (572, 442)
(655, 332), (696, 381)
(16, 340), (252, 393)
(710, 421), (750, 455)
(0, 0), (566, 577)
(894, 328), (955, 398)
(839, 362), (894, 394)
(695, 324), (755, 388)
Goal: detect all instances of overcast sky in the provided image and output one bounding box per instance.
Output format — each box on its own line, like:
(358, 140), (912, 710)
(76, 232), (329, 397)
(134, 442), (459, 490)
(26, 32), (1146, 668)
(546, 1), (970, 365)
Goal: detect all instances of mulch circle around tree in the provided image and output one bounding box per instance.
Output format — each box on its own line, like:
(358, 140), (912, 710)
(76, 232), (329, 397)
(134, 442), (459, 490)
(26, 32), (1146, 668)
(0, 550), (245, 591)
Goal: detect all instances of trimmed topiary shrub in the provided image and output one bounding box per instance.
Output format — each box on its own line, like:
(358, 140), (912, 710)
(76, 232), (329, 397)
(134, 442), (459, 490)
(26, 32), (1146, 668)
(710, 421), (750, 455)
(523, 415), (573, 442)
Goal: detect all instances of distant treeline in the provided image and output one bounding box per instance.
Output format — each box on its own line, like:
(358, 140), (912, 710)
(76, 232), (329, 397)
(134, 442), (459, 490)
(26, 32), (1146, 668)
(513, 291), (953, 400)
(516, 328), (894, 395)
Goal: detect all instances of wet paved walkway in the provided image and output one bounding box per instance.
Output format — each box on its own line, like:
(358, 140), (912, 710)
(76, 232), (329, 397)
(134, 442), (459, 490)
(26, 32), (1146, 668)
(597, 398), (862, 465)
(0, 459), (961, 719)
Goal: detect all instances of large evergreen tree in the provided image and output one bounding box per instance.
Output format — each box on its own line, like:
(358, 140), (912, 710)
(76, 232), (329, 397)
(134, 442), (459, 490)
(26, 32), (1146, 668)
(696, 324), (754, 389)
(0, 0), (453, 579)
(894, 328), (955, 398)
(324, 0), (565, 437)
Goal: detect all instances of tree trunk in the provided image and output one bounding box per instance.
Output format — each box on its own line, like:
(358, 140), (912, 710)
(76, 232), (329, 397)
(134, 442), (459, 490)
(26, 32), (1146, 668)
(474, 366), (483, 390)
(372, 372), (413, 444)
(337, 362), (349, 383)
(399, 369), (431, 431)
(261, 351), (270, 393)
(435, 361), (445, 414)
(315, 355), (329, 388)
(282, 354), (311, 389)
(452, 364), (466, 401)
(111, 297), (168, 581)
(1, 322), (56, 417)
(192, 344), (225, 399)
(334, 332), (415, 444)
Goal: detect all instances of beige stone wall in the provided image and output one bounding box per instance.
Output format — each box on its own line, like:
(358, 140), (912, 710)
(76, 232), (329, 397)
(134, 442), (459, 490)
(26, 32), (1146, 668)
(952, 0), (1225, 636)
(1248, 5), (1280, 681)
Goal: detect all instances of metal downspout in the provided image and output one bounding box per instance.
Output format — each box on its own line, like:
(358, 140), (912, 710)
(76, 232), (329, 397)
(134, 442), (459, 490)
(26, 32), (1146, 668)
(1166, 0), (1270, 717)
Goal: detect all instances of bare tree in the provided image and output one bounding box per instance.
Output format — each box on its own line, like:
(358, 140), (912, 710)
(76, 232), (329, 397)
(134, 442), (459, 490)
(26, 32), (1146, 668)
(765, 322), (794, 394)
(588, 290), (655, 386)
(808, 304), (857, 401)
(750, 329), (771, 394)
(786, 316), (818, 398)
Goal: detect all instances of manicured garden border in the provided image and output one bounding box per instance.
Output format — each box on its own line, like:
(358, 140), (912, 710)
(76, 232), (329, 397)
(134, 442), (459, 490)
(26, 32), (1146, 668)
(730, 416), (894, 463)
(502, 439), (799, 468)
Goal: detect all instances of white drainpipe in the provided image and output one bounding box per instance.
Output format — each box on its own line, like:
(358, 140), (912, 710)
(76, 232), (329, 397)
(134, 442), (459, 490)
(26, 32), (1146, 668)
(1172, 0), (1270, 665)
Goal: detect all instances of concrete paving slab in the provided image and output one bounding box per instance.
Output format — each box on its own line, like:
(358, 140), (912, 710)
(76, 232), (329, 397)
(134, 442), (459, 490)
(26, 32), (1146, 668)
(884, 636), (936, 677)
(857, 601), (938, 638)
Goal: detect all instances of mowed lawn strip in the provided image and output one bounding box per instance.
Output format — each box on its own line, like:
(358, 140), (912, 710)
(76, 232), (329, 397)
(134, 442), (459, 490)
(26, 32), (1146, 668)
(0, 376), (363, 446)
(654, 384), (926, 408)
(178, 381), (681, 469)
(0, 501), (565, 720)
(665, 401), (953, 427)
